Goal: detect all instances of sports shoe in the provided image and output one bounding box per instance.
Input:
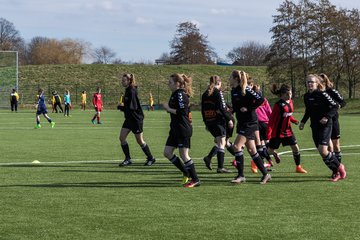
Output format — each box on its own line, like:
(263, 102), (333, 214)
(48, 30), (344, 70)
(98, 122), (102, 124)
(144, 158), (156, 166)
(183, 180), (200, 188)
(182, 175), (190, 184)
(331, 172), (341, 182)
(119, 159), (132, 166)
(50, 122), (56, 128)
(216, 168), (232, 173)
(34, 124), (41, 129)
(203, 156), (212, 170)
(231, 175), (246, 184)
(273, 152), (281, 163)
(260, 174), (271, 184)
(91, 119), (96, 124)
(296, 165), (307, 173)
(268, 159), (274, 167)
(338, 163), (346, 179)
(251, 160), (258, 173)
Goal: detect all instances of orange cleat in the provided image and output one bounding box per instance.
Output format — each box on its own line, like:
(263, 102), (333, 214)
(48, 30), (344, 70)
(296, 165), (307, 173)
(251, 160), (258, 173)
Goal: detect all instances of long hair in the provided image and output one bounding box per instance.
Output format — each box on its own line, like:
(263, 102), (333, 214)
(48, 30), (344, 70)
(271, 84), (291, 96)
(307, 74), (325, 91)
(207, 75), (221, 96)
(230, 70), (248, 96)
(319, 73), (334, 89)
(170, 73), (193, 96)
(123, 73), (137, 87)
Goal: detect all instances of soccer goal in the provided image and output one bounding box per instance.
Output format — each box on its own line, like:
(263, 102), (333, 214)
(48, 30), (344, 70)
(0, 51), (18, 109)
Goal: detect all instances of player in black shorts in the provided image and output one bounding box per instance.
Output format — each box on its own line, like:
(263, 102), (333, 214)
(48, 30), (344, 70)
(117, 73), (155, 166)
(299, 74), (346, 182)
(163, 73), (200, 188)
(319, 73), (346, 162)
(201, 75), (233, 173)
(229, 70), (271, 184)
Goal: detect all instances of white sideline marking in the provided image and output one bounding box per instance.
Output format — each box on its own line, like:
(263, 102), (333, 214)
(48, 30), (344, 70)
(0, 145), (359, 166)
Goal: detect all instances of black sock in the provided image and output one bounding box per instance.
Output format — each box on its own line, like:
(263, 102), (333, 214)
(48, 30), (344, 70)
(207, 146), (218, 159)
(217, 149), (225, 169)
(226, 144), (235, 156)
(141, 143), (153, 160)
(121, 142), (131, 160)
(323, 152), (340, 174)
(252, 153), (268, 175)
(234, 151), (244, 177)
(335, 151), (342, 163)
(256, 145), (265, 160)
(263, 146), (271, 160)
(293, 152), (301, 166)
(184, 159), (199, 182)
(170, 155), (188, 176)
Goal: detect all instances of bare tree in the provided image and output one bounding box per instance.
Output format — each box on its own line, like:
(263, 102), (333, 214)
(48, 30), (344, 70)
(0, 18), (24, 51)
(170, 22), (217, 64)
(92, 46), (116, 64)
(227, 41), (269, 66)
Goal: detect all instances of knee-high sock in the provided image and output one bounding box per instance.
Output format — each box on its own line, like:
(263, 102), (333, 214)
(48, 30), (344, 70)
(293, 152), (301, 166)
(184, 159), (199, 182)
(234, 151), (244, 177)
(252, 153), (268, 175)
(323, 152), (340, 174)
(121, 142), (131, 160)
(169, 155), (188, 176)
(207, 146), (218, 159)
(141, 143), (153, 160)
(334, 151), (342, 163)
(217, 148), (225, 169)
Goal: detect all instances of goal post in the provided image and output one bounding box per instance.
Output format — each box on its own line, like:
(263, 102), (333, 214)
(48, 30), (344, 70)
(0, 51), (19, 108)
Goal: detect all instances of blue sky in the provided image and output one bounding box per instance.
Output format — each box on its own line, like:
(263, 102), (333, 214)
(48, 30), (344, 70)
(1, 0), (359, 63)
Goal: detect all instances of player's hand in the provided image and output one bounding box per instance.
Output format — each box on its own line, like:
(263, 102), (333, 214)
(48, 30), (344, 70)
(228, 120), (234, 128)
(299, 122), (304, 130)
(320, 117), (328, 124)
(240, 107), (248, 112)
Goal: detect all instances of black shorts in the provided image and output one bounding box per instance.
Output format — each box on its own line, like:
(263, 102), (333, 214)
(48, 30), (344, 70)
(207, 124), (226, 138)
(268, 135), (297, 149)
(122, 119), (143, 134)
(331, 114), (340, 139)
(236, 122), (258, 140)
(311, 123), (332, 147)
(258, 121), (268, 141)
(165, 134), (191, 148)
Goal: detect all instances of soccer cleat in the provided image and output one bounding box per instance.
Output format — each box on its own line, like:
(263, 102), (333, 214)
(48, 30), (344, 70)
(251, 160), (258, 173)
(331, 172), (341, 182)
(273, 152), (281, 163)
(34, 124), (41, 129)
(50, 122), (56, 128)
(183, 180), (200, 188)
(182, 175), (190, 184)
(296, 165), (307, 173)
(144, 158), (156, 166)
(260, 174), (271, 184)
(338, 163), (346, 179)
(119, 159), (132, 166)
(231, 175), (246, 184)
(203, 156), (212, 170)
(98, 122), (102, 124)
(216, 168), (232, 173)
(91, 119), (96, 124)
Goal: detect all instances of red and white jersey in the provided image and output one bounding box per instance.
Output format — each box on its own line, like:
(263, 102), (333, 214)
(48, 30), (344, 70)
(92, 93), (102, 108)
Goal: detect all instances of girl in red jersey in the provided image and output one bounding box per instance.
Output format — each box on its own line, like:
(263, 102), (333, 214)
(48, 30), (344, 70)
(266, 84), (307, 173)
(91, 87), (103, 124)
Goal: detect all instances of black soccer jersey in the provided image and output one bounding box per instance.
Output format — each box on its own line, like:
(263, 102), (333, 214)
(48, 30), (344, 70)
(201, 88), (232, 126)
(301, 89), (338, 126)
(231, 86), (264, 125)
(168, 89), (192, 138)
(120, 86), (144, 122)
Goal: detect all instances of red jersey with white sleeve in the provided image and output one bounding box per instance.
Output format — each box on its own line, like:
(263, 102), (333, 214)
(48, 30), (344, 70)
(92, 93), (103, 111)
(267, 99), (298, 139)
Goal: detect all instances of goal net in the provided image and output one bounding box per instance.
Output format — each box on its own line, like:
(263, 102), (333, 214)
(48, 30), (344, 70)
(0, 51), (18, 109)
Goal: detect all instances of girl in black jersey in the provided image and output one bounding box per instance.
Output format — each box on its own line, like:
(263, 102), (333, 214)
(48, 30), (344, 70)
(299, 74), (346, 182)
(319, 73), (346, 162)
(201, 75), (233, 173)
(229, 70), (271, 184)
(117, 73), (155, 167)
(163, 73), (200, 188)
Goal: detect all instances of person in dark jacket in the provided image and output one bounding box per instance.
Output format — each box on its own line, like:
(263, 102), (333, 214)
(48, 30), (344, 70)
(10, 88), (19, 112)
(201, 75), (233, 173)
(299, 74), (346, 182)
(163, 73), (200, 188)
(117, 73), (155, 167)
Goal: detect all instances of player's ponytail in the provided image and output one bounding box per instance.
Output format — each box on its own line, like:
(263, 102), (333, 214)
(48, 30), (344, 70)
(239, 71), (247, 96)
(208, 75), (220, 96)
(319, 73), (333, 89)
(182, 74), (193, 97)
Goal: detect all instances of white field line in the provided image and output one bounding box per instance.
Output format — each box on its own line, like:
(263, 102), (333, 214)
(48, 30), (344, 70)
(0, 145), (359, 166)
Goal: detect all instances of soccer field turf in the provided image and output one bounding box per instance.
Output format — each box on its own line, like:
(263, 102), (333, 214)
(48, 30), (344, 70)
(0, 109), (359, 240)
